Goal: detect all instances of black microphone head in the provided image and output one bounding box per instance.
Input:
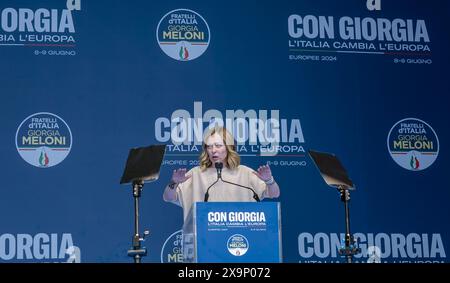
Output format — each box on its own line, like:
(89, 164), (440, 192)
(215, 162), (223, 170)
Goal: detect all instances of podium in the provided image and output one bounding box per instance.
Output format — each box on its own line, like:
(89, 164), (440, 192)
(182, 202), (282, 263)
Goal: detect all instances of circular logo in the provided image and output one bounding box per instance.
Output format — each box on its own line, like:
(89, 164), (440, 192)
(15, 112), (72, 168)
(160, 230), (183, 263)
(387, 118), (439, 171)
(227, 234), (249, 256)
(156, 9), (210, 61)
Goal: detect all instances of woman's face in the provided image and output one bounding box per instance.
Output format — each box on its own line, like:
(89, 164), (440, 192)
(206, 133), (228, 166)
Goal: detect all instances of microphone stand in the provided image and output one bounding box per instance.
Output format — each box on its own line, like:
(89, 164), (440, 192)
(204, 178), (219, 202)
(221, 179), (260, 202)
(204, 162), (260, 202)
(127, 180), (150, 263)
(337, 185), (360, 263)
(205, 163), (261, 202)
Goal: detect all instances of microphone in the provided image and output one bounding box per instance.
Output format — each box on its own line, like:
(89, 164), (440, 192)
(215, 162), (223, 179)
(204, 162), (223, 202)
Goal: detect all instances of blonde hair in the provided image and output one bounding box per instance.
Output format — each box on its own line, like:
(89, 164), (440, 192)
(199, 127), (240, 171)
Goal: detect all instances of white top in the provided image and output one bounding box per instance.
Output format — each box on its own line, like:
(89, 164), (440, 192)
(175, 165), (268, 222)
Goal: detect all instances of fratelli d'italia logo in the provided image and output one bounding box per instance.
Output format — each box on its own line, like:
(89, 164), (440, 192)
(160, 230), (183, 263)
(156, 9), (210, 61)
(227, 234), (249, 256)
(387, 118), (439, 171)
(16, 112), (72, 168)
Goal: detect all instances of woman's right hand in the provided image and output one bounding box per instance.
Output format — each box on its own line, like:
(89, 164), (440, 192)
(171, 168), (191, 184)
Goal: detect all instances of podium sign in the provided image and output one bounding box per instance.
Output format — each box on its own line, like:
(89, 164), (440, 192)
(182, 202), (282, 263)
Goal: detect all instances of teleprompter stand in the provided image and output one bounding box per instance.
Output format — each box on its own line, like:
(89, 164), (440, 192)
(120, 144), (166, 263)
(308, 150), (361, 263)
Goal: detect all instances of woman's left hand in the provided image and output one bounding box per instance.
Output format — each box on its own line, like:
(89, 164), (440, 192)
(254, 164), (272, 182)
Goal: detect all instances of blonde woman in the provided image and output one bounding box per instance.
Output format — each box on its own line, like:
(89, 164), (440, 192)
(163, 126), (280, 222)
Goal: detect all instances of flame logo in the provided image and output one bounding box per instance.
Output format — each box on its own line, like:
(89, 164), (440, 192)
(410, 154), (420, 170)
(179, 45), (189, 60)
(39, 150), (49, 167)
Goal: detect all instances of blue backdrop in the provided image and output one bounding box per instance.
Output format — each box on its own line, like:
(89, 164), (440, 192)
(1, 0), (448, 263)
